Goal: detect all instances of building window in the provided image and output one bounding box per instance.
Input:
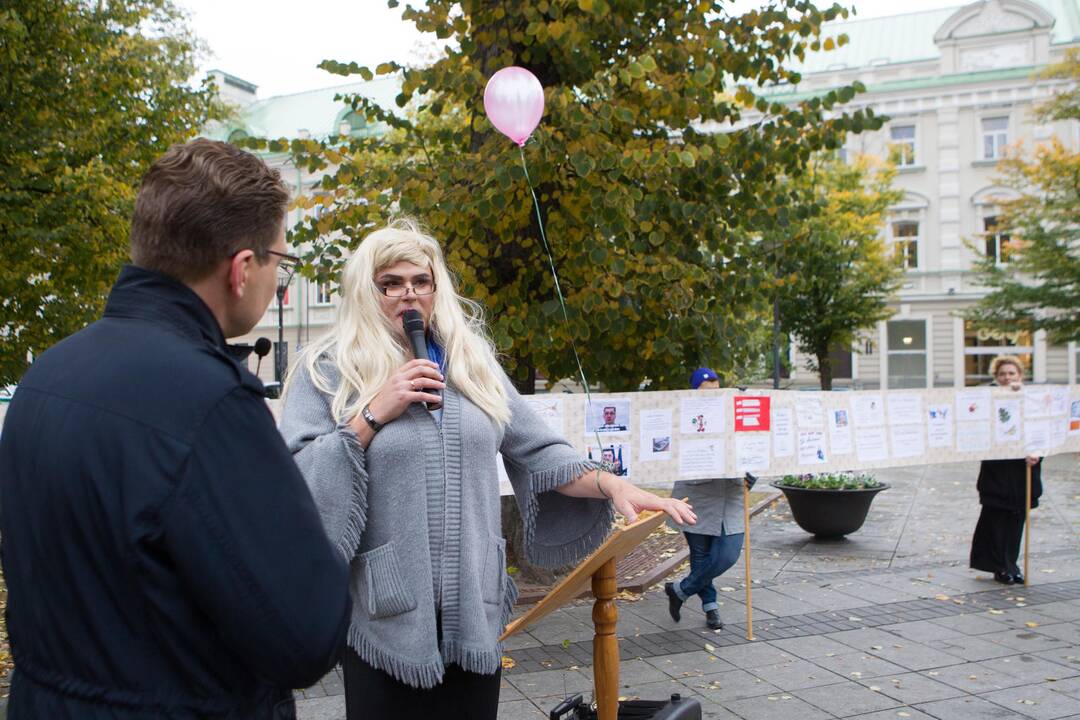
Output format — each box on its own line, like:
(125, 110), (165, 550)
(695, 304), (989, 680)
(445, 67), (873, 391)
(887, 319), (928, 388)
(315, 281), (333, 306)
(892, 221), (919, 269)
(982, 116), (1009, 160)
(889, 125), (916, 166)
(963, 321), (1031, 386)
(983, 215), (1013, 264)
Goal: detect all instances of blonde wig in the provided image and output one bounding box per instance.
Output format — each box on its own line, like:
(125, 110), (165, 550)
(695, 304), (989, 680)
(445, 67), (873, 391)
(287, 218), (511, 427)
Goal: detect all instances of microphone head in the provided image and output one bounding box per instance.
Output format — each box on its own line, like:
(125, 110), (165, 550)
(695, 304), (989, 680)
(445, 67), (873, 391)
(253, 337), (272, 357)
(402, 309), (425, 334)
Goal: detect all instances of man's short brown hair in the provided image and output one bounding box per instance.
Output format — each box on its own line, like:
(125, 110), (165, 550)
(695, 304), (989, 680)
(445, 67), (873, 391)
(130, 139), (290, 282)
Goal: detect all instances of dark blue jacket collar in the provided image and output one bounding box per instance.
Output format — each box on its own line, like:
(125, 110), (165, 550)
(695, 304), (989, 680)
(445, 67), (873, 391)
(104, 264), (226, 350)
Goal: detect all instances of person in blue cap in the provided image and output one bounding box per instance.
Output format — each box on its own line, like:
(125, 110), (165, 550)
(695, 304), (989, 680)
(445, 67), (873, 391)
(664, 367), (747, 630)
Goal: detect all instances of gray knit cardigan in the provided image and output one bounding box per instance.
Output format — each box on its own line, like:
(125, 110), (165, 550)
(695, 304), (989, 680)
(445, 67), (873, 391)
(279, 359), (613, 689)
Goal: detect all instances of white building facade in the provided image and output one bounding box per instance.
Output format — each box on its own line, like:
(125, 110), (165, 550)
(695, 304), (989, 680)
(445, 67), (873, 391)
(774, 0), (1080, 388)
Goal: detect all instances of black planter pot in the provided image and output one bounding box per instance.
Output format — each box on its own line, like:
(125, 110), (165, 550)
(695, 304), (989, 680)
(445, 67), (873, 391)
(771, 482), (890, 538)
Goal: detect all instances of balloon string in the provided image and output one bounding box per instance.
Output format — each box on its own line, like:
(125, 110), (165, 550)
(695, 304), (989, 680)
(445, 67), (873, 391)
(517, 146), (608, 467)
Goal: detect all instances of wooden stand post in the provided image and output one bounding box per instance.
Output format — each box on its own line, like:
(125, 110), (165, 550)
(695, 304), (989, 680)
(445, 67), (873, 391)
(1024, 464), (1032, 588)
(742, 478), (754, 641)
(592, 558), (619, 720)
(501, 511), (667, 720)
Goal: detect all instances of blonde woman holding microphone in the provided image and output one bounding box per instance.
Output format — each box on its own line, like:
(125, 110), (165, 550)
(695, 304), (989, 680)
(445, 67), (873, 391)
(280, 219), (694, 720)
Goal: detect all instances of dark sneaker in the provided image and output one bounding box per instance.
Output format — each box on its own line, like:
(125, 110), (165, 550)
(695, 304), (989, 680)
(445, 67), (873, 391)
(664, 582), (682, 622)
(993, 571), (1015, 584)
(705, 609), (723, 630)
(1011, 574), (1024, 585)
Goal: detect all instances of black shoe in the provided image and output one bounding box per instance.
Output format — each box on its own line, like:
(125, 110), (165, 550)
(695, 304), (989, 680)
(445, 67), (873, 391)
(664, 582), (683, 622)
(993, 571), (1015, 584)
(705, 609), (723, 630)
(1011, 574), (1025, 585)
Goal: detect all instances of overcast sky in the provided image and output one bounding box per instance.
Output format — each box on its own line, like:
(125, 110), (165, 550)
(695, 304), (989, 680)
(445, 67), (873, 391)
(179, 0), (969, 99)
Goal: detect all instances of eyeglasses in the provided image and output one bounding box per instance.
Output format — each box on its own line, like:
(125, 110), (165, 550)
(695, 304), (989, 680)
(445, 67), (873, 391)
(375, 278), (437, 297)
(267, 250), (301, 287)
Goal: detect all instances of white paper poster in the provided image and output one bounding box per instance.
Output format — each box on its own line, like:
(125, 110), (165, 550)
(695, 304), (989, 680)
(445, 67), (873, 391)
(1024, 387), (1052, 419)
(639, 408), (673, 462)
(795, 397), (824, 428)
(887, 394), (923, 427)
(956, 421), (991, 453)
(524, 396), (565, 435)
(680, 397), (726, 434)
(585, 399), (631, 435)
(852, 394), (885, 427)
(735, 434), (770, 473)
(956, 389), (992, 422)
(1050, 418), (1067, 449)
(1050, 386), (1069, 416)
(797, 431), (827, 466)
(772, 408), (795, 457)
(1025, 419), (1051, 455)
(855, 426), (889, 463)
(1070, 399), (1080, 435)
(890, 424), (925, 459)
(679, 438), (725, 478)
(587, 442), (631, 477)
(828, 407), (853, 456)
(927, 405), (954, 449)
(994, 398), (1021, 444)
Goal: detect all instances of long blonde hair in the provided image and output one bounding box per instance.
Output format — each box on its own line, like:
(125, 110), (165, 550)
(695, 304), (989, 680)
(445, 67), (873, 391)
(287, 218), (511, 427)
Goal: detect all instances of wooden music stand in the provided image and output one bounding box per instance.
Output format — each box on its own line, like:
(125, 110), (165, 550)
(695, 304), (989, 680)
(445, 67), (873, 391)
(501, 510), (668, 720)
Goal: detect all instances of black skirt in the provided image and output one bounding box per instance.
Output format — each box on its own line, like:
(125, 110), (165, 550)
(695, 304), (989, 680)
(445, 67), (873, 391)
(970, 505), (1025, 576)
(342, 647), (501, 720)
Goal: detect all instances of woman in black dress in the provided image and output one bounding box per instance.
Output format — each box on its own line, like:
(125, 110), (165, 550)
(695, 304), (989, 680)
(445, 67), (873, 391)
(969, 355), (1042, 585)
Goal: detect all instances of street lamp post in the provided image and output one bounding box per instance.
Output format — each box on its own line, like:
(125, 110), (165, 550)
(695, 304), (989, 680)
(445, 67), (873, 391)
(274, 274), (289, 384)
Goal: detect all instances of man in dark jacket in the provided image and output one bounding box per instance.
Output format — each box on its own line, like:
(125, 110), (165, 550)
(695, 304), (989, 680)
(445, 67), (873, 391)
(0, 139), (351, 718)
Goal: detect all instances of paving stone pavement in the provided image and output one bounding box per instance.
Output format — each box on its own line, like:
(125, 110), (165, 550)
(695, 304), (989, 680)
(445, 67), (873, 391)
(297, 455), (1080, 720)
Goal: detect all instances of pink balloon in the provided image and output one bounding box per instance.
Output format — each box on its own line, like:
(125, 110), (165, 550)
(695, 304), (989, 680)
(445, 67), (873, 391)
(483, 66), (544, 147)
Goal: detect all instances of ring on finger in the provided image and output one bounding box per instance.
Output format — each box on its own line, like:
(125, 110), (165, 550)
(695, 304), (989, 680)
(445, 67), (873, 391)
(410, 379), (417, 390)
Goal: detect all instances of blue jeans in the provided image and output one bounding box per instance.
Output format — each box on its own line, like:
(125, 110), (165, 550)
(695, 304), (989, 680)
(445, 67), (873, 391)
(673, 530), (744, 612)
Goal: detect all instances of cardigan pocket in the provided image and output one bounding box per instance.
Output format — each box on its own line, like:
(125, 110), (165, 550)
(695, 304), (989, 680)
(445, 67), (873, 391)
(481, 534), (507, 605)
(359, 542), (417, 619)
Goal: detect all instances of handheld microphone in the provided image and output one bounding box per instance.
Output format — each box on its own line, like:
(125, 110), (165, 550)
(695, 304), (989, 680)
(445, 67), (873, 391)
(253, 337), (272, 378)
(402, 309), (441, 410)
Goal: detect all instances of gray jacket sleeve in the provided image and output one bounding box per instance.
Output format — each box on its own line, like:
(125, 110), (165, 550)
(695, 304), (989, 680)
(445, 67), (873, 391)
(499, 380), (613, 568)
(279, 361), (368, 561)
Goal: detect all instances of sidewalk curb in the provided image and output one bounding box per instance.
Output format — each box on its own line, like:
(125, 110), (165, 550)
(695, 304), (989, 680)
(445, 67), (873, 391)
(515, 487), (783, 604)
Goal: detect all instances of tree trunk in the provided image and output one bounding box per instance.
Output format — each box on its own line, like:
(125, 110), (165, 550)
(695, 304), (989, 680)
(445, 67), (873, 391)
(817, 349), (833, 391)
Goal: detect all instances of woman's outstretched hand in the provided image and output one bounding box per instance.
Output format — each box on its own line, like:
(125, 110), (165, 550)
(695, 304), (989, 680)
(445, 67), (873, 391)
(608, 479), (697, 525)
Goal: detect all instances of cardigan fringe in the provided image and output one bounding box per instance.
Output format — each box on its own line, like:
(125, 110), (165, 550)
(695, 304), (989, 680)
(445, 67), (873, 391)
(336, 425), (370, 561)
(524, 460), (613, 568)
(348, 626), (446, 690)
(348, 578), (519, 688)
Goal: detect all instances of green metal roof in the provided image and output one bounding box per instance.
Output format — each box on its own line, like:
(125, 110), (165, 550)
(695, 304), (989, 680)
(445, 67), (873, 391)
(205, 75), (402, 143)
(795, 0), (1080, 76)
(762, 65), (1039, 102)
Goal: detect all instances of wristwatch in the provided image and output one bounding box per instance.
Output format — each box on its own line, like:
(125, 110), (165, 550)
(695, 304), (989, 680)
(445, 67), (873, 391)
(361, 403), (384, 433)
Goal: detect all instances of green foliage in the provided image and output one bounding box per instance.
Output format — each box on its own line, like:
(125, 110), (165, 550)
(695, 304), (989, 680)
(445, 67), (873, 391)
(767, 154), (903, 389)
(965, 53), (1080, 345)
(0, 1), (222, 384)
(779, 472), (879, 490)
(262, 0), (881, 391)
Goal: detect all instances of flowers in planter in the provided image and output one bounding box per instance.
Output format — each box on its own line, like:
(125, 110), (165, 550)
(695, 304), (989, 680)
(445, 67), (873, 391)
(778, 471), (880, 490)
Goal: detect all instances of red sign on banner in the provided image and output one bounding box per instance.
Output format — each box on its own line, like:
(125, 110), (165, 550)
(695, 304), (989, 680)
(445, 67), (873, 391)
(734, 396), (771, 432)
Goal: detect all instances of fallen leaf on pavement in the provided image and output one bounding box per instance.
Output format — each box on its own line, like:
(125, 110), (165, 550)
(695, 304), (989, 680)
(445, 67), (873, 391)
(501, 656), (516, 669)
